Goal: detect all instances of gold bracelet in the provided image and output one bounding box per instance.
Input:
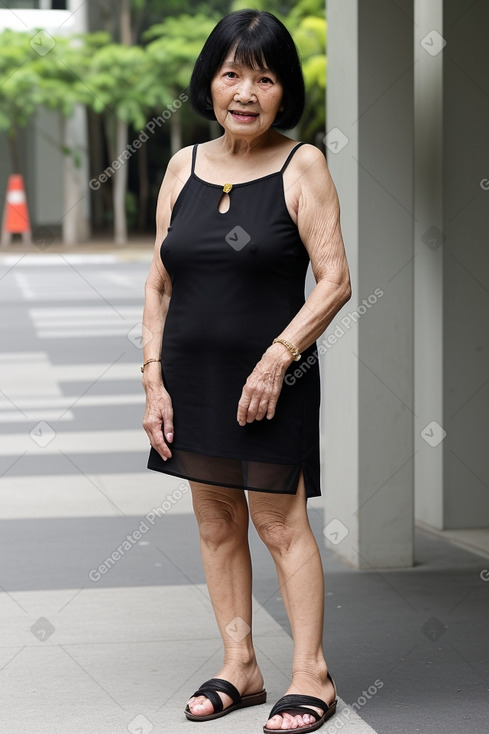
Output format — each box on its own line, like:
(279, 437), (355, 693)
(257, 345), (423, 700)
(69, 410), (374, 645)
(141, 357), (160, 373)
(272, 338), (301, 362)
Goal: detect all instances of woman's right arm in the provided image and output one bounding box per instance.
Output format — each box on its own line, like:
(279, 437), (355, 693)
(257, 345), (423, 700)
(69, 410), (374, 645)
(141, 149), (189, 460)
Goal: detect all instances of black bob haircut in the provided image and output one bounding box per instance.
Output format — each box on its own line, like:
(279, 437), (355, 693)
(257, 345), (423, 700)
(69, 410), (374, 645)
(189, 10), (305, 130)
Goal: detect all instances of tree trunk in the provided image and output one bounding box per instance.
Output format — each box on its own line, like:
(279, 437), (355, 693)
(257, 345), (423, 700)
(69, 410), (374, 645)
(61, 114), (90, 247)
(113, 117), (128, 245)
(61, 117), (76, 246)
(87, 108), (105, 233)
(170, 108), (182, 156)
(113, 0), (131, 244)
(120, 0), (132, 44)
(8, 128), (21, 174)
(137, 133), (148, 232)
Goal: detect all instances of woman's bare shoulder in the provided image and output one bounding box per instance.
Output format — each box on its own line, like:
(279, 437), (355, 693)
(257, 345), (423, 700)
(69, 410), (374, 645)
(291, 142), (327, 174)
(155, 145), (195, 211)
(287, 143), (335, 199)
(166, 145), (194, 180)
(283, 143), (333, 223)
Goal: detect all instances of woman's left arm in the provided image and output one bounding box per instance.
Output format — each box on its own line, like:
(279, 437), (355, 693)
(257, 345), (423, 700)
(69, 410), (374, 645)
(237, 145), (351, 426)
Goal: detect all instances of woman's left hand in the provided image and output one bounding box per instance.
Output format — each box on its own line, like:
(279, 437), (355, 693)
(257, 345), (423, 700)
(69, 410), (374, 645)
(237, 344), (293, 425)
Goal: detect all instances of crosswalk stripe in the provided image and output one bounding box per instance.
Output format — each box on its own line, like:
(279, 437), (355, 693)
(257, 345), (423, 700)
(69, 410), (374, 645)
(29, 307), (141, 316)
(37, 327), (140, 338)
(0, 429), (148, 456)
(0, 410), (75, 423)
(0, 254), (119, 266)
(0, 393), (143, 414)
(0, 355), (142, 382)
(0, 472), (191, 518)
(28, 305), (145, 339)
(15, 271), (144, 301)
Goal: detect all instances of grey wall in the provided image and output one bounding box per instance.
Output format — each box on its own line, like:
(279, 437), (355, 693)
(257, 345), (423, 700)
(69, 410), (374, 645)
(442, 0), (489, 527)
(28, 108), (64, 227)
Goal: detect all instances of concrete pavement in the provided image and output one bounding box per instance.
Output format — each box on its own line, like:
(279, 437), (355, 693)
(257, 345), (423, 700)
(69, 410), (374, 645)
(0, 249), (487, 733)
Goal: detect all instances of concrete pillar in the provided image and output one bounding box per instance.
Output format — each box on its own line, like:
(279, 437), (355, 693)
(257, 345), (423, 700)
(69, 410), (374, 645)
(322, 0), (414, 568)
(440, 0), (489, 528)
(413, 0), (444, 528)
(414, 0), (489, 531)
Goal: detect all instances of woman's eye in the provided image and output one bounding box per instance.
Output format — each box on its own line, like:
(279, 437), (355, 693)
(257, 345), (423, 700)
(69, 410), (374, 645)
(224, 71), (237, 79)
(260, 77), (273, 84)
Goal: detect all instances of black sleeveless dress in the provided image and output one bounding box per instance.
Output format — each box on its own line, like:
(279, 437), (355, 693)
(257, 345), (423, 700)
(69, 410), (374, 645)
(147, 142), (321, 498)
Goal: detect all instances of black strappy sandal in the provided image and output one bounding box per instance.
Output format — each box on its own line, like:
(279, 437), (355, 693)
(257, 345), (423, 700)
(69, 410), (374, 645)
(184, 677), (267, 721)
(263, 673), (338, 733)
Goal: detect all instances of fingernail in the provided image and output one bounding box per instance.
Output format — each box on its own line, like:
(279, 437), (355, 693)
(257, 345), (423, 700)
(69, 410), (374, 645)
(166, 432), (173, 442)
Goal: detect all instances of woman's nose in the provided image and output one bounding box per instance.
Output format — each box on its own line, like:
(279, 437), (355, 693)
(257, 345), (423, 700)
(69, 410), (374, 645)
(234, 80), (256, 103)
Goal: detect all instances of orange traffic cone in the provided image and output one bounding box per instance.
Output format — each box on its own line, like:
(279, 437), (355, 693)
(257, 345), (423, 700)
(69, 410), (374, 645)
(1, 174), (31, 247)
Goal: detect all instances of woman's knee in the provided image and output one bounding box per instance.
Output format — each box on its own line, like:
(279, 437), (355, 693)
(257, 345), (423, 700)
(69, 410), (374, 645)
(251, 512), (296, 553)
(191, 484), (247, 550)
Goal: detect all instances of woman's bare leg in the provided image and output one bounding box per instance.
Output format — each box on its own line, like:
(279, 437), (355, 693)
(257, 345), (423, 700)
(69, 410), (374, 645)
(187, 481), (264, 716)
(249, 476), (335, 730)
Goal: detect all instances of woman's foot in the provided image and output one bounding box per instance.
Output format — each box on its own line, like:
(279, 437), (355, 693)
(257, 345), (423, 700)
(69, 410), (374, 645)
(187, 660), (265, 717)
(264, 667), (336, 731)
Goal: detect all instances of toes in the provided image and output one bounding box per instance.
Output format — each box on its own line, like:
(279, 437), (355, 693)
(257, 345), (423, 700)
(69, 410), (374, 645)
(187, 695), (214, 716)
(281, 714), (298, 729)
(266, 711), (321, 731)
(265, 714), (284, 730)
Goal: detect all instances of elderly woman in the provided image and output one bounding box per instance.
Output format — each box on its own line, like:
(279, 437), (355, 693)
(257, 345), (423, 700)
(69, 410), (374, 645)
(142, 9), (350, 733)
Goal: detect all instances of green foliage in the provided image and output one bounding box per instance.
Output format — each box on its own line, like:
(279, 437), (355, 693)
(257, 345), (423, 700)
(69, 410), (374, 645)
(0, 29), (43, 136)
(0, 1), (327, 143)
(294, 16), (327, 90)
(230, 0), (267, 11)
(82, 43), (150, 128)
(285, 0), (325, 24)
(285, 3), (327, 140)
(144, 13), (217, 97)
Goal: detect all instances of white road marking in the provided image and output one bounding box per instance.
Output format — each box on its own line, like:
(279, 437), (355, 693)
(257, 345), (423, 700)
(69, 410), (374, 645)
(0, 429), (148, 455)
(28, 305), (144, 338)
(16, 270), (144, 301)
(0, 254), (118, 266)
(0, 410), (75, 423)
(0, 393), (143, 411)
(0, 472), (191, 518)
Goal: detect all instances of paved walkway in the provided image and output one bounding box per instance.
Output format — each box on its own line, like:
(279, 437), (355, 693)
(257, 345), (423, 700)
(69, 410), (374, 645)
(0, 474), (379, 734)
(0, 249), (487, 733)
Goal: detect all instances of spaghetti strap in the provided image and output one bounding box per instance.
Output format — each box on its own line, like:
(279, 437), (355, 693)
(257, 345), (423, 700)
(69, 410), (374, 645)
(280, 142), (307, 173)
(191, 144), (198, 174)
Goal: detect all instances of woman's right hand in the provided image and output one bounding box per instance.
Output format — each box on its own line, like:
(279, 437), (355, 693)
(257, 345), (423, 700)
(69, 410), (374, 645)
(142, 367), (174, 461)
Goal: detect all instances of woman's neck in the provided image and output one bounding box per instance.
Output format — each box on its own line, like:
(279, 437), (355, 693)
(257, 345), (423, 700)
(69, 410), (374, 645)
(217, 129), (282, 157)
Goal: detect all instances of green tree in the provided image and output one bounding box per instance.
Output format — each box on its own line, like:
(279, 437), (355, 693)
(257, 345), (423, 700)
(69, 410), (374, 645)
(80, 41), (151, 243)
(291, 15), (327, 141)
(0, 29), (42, 174)
(280, 0), (326, 142)
(33, 33), (108, 244)
(144, 13), (217, 154)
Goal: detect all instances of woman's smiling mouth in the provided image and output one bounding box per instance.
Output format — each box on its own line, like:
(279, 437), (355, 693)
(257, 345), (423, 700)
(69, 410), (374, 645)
(229, 110), (259, 121)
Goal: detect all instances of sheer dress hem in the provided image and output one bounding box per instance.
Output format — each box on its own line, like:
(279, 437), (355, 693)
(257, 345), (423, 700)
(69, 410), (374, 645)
(147, 445), (313, 495)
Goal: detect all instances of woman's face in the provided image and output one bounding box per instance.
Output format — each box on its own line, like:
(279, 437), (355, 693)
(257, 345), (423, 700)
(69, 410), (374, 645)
(210, 50), (284, 138)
